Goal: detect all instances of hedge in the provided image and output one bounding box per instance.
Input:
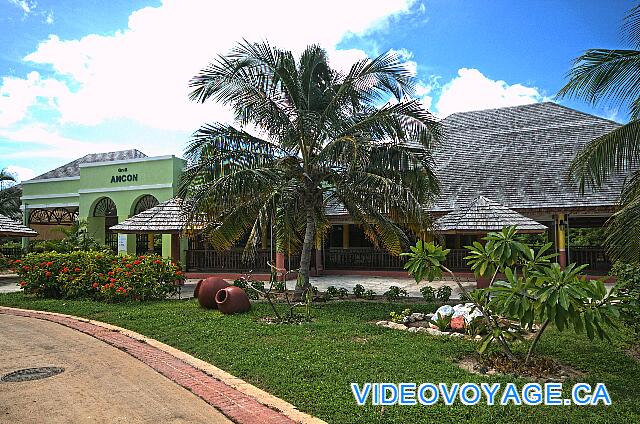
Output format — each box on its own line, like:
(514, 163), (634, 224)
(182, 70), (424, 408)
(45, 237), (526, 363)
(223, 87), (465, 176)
(12, 251), (184, 301)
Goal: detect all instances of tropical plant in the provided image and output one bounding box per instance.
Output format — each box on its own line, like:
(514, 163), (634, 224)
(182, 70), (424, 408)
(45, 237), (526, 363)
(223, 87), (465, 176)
(353, 283), (366, 298)
(436, 285), (452, 302)
(0, 184), (21, 220)
(611, 261), (640, 336)
(430, 314), (452, 332)
(557, 3), (640, 262)
(181, 41), (440, 294)
(384, 285), (408, 301)
(420, 285), (436, 301)
(402, 240), (449, 282)
(364, 289), (377, 300)
(389, 308), (412, 323)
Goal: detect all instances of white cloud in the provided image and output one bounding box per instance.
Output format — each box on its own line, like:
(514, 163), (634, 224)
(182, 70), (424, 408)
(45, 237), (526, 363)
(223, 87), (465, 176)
(8, 0), (36, 14)
(434, 68), (546, 117)
(0, 71), (70, 127)
(18, 0), (418, 132)
(3, 165), (36, 181)
(0, 126), (134, 159)
(45, 10), (53, 24)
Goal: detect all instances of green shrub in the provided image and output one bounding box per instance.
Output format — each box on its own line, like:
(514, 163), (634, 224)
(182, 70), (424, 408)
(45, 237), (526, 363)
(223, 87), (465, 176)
(336, 287), (349, 298)
(0, 254), (10, 271)
(352, 283), (365, 298)
(420, 285), (436, 301)
(389, 308), (411, 323)
(15, 251), (183, 301)
(384, 285), (408, 301)
(233, 278), (248, 289)
(326, 286), (339, 297)
(364, 289), (377, 300)
(612, 261), (640, 336)
(272, 280), (285, 292)
(436, 285), (452, 302)
(430, 314), (452, 331)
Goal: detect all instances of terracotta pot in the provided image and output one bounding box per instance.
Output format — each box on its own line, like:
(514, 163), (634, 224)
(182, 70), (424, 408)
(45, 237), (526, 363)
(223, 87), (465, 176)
(476, 276), (491, 289)
(215, 286), (251, 314)
(197, 277), (230, 309)
(193, 279), (203, 299)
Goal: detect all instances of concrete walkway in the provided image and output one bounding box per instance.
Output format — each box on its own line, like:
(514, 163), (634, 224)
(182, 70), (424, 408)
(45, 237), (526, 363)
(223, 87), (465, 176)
(0, 313), (231, 423)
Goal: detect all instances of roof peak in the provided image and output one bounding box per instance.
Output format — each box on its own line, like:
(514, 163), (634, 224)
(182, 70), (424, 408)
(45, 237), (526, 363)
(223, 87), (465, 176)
(31, 149), (148, 181)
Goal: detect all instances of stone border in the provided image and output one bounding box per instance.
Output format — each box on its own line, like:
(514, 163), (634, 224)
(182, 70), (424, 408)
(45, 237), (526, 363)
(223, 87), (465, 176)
(0, 306), (325, 424)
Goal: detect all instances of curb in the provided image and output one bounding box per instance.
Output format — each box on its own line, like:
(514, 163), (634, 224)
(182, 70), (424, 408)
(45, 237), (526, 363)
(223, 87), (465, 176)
(0, 306), (326, 424)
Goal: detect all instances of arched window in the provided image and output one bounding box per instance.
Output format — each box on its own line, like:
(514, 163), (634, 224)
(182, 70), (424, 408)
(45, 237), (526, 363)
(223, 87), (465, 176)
(93, 197), (117, 217)
(133, 195), (159, 215)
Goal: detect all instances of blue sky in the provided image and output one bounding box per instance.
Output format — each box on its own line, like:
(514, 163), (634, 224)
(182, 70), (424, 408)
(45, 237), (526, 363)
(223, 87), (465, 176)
(0, 0), (636, 181)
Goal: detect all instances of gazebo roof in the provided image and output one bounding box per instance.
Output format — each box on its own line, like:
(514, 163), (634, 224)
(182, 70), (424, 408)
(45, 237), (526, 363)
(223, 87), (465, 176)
(109, 198), (203, 234)
(0, 214), (38, 237)
(434, 196), (547, 234)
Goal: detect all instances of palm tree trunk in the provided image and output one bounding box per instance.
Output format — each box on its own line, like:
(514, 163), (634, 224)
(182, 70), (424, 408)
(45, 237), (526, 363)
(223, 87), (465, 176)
(297, 207), (316, 292)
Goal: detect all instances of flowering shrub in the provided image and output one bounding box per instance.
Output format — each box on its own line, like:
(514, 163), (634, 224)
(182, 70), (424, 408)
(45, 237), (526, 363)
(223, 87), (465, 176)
(14, 251), (184, 301)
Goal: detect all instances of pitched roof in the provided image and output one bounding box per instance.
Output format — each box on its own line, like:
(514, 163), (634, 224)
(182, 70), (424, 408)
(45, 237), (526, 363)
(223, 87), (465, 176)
(0, 214), (38, 237)
(31, 149), (147, 180)
(109, 198), (203, 233)
(432, 102), (625, 211)
(434, 196), (547, 233)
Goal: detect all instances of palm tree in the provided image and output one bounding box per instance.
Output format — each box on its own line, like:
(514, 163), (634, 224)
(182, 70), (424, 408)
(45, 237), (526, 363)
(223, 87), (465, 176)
(181, 41), (440, 290)
(0, 170), (20, 219)
(558, 4), (640, 263)
(0, 168), (15, 184)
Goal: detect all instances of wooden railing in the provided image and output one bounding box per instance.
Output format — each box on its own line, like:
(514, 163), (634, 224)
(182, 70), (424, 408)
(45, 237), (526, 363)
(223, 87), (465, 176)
(187, 249), (300, 273)
(0, 247), (23, 259)
(323, 247), (471, 271)
(570, 246), (610, 273)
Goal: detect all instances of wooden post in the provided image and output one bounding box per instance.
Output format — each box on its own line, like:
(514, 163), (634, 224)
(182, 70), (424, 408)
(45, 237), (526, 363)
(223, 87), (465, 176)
(147, 233), (154, 253)
(342, 224), (350, 249)
(171, 233), (180, 266)
(556, 214), (567, 268)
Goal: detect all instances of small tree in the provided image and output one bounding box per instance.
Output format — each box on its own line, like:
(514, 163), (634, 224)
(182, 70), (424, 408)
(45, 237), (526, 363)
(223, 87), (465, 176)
(403, 226), (628, 364)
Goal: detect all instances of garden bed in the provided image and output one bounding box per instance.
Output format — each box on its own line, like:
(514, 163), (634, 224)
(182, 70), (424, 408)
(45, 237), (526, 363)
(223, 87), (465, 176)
(0, 294), (638, 423)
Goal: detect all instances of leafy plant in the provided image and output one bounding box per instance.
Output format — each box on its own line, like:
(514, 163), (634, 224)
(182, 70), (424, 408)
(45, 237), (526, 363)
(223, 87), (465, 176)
(420, 285), (436, 301)
(430, 314), (452, 332)
(612, 261), (640, 337)
(384, 285), (408, 302)
(465, 316), (487, 337)
(389, 308), (412, 323)
(336, 287), (349, 298)
(353, 284), (366, 298)
(364, 289), (377, 300)
(272, 280), (286, 292)
(436, 286), (452, 302)
(326, 286), (339, 298)
(401, 241), (449, 283)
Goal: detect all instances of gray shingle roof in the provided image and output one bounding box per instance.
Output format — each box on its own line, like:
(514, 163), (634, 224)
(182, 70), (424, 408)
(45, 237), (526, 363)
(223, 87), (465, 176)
(0, 214), (38, 237)
(432, 102), (624, 212)
(109, 198), (202, 233)
(31, 149), (147, 180)
(434, 196), (547, 233)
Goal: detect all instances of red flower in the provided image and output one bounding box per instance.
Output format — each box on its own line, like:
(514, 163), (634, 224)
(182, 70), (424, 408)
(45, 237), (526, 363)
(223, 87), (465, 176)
(133, 260), (141, 265)
(138, 255), (145, 259)
(74, 267), (81, 273)
(40, 261), (47, 267)
(22, 265), (29, 271)
(46, 262), (53, 267)
(153, 260), (162, 264)
(62, 267), (69, 273)
(45, 271), (52, 278)
(108, 271), (113, 276)
(92, 282), (99, 289)
(109, 283), (115, 288)
(125, 272), (131, 277)
(19, 281), (26, 287)
(125, 263), (132, 268)
(109, 278), (116, 283)
(98, 273), (103, 277)
(13, 259), (21, 264)
(176, 271), (183, 275)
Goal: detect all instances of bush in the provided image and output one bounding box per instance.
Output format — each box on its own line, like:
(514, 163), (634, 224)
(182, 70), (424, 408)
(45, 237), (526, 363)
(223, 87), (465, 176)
(353, 284), (365, 298)
(336, 287), (349, 298)
(389, 308), (411, 323)
(384, 285), (408, 302)
(15, 251), (184, 301)
(436, 285), (452, 302)
(612, 261), (640, 336)
(326, 285), (339, 298)
(420, 286), (436, 301)
(364, 289), (377, 300)
(0, 254), (10, 271)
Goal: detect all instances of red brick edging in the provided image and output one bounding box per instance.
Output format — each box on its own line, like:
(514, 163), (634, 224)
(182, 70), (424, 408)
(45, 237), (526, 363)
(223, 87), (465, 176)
(0, 307), (297, 424)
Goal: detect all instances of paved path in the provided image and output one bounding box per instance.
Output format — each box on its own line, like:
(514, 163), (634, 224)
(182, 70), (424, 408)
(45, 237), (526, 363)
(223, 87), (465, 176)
(0, 308), (317, 424)
(0, 313), (232, 424)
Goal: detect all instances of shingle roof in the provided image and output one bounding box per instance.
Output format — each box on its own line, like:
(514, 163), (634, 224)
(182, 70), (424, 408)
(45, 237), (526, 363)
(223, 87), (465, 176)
(0, 214), (38, 237)
(434, 196), (547, 233)
(432, 102), (624, 211)
(31, 149), (147, 180)
(109, 198), (203, 233)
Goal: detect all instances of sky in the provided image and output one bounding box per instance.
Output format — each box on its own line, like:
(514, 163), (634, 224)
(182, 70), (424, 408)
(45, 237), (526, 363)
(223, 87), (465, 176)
(0, 0), (636, 181)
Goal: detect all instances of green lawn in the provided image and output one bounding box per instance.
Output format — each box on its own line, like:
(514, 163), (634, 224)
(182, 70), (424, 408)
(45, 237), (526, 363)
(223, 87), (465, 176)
(1, 293), (639, 423)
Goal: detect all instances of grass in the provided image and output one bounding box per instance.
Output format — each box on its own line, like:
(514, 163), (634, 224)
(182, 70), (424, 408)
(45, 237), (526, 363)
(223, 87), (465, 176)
(1, 292), (639, 423)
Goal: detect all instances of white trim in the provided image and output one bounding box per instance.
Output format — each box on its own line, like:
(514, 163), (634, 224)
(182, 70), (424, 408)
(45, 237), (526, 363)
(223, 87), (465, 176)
(21, 202), (80, 210)
(22, 176), (80, 184)
(78, 183), (173, 194)
(78, 155), (177, 168)
(21, 193), (79, 201)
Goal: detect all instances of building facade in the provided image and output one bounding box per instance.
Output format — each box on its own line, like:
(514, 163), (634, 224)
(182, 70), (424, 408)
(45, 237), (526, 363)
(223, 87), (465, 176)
(20, 103), (628, 276)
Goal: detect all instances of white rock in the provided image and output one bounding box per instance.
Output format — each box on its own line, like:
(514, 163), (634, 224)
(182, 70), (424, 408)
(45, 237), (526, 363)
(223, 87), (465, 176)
(407, 327), (418, 333)
(387, 322), (407, 331)
(416, 327), (428, 333)
(376, 321), (389, 326)
(449, 332), (465, 338)
(410, 313), (426, 321)
(434, 305), (454, 319)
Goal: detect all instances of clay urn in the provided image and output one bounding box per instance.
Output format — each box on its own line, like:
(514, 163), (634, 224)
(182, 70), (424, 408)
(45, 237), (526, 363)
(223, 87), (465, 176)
(194, 279), (203, 299)
(215, 286), (251, 314)
(197, 277), (230, 309)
